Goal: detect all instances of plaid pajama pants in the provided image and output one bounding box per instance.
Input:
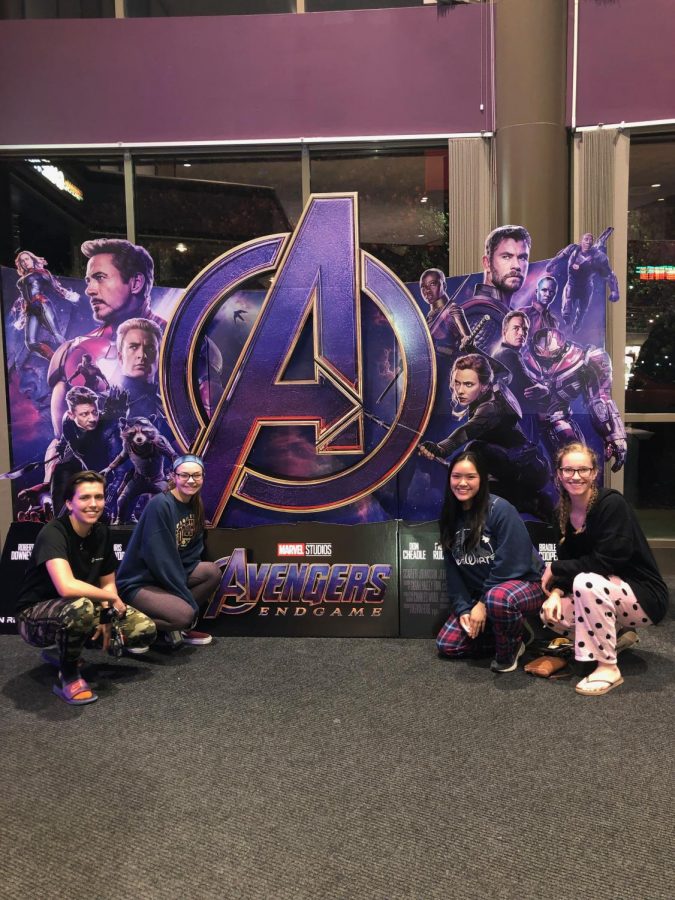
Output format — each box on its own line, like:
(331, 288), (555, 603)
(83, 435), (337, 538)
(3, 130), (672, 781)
(437, 579), (545, 663)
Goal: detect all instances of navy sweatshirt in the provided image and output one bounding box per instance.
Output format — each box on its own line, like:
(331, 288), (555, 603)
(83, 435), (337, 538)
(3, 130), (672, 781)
(117, 491), (204, 611)
(444, 494), (543, 617)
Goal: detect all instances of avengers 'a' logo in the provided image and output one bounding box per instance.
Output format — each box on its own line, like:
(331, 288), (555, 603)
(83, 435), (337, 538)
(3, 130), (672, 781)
(160, 194), (435, 523)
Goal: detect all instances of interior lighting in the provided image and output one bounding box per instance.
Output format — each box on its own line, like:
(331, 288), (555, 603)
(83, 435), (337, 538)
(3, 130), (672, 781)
(183, 162), (192, 167)
(657, 198), (665, 202)
(176, 243), (188, 253)
(420, 196), (428, 203)
(651, 183), (661, 188)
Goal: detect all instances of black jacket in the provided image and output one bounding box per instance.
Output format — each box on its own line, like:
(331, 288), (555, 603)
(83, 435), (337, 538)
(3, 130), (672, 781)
(551, 488), (668, 624)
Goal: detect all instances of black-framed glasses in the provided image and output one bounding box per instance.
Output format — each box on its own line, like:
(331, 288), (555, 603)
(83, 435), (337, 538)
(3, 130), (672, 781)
(558, 466), (594, 479)
(175, 472), (203, 482)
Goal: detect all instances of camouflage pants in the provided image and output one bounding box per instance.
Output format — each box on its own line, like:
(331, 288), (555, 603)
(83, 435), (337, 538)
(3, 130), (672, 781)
(18, 597), (156, 664)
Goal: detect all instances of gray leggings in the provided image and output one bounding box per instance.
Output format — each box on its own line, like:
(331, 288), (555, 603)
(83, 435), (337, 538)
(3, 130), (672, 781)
(131, 561), (221, 632)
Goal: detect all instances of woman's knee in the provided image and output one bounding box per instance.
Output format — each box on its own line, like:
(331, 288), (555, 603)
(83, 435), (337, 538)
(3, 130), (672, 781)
(200, 561), (222, 590)
(63, 597), (96, 631)
(169, 603), (196, 630)
(436, 635), (464, 657)
(483, 585), (511, 615)
(124, 611), (157, 647)
(572, 572), (612, 601)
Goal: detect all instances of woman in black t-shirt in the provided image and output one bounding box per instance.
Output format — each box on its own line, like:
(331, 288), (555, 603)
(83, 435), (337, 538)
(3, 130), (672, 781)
(540, 442), (669, 696)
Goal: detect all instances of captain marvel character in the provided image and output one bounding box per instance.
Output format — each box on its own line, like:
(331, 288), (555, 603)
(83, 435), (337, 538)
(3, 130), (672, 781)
(521, 327), (627, 472)
(14, 250), (80, 361)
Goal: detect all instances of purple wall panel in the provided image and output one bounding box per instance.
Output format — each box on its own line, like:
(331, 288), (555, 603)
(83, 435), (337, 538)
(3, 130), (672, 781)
(575, 0), (675, 126)
(0, 8), (490, 146)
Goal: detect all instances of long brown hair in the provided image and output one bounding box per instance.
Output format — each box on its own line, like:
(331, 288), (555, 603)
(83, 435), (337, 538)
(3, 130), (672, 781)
(554, 442), (599, 539)
(439, 451), (490, 553)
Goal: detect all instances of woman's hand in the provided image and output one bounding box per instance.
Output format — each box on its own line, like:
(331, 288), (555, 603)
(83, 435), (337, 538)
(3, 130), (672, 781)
(111, 596), (127, 617)
(541, 562), (554, 594)
(541, 591), (563, 626)
(465, 601), (487, 639)
(459, 613), (472, 636)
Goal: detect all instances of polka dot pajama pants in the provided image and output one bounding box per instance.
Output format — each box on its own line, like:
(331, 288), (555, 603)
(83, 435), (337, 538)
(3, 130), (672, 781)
(541, 571), (653, 665)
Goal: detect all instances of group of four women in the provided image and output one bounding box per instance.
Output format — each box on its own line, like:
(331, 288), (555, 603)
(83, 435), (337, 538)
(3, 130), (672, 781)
(18, 437), (667, 702)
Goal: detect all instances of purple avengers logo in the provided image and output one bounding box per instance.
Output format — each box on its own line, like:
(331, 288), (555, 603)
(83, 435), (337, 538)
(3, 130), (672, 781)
(160, 194), (435, 523)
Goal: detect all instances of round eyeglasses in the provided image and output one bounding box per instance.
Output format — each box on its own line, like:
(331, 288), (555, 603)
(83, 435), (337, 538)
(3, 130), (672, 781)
(558, 466), (594, 479)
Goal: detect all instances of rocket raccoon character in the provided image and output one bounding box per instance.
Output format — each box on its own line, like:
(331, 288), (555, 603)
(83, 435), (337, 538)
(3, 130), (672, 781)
(102, 416), (176, 524)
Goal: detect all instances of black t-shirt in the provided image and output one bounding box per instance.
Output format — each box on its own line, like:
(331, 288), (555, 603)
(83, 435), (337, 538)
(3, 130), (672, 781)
(15, 515), (117, 614)
(551, 488), (669, 624)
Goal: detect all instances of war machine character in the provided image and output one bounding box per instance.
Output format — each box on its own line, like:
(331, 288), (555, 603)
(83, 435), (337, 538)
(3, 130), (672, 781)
(546, 228), (620, 334)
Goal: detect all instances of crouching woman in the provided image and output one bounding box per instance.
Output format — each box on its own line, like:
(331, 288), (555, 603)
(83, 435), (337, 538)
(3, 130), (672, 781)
(116, 455), (221, 650)
(540, 442), (668, 696)
(436, 451), (545, 673)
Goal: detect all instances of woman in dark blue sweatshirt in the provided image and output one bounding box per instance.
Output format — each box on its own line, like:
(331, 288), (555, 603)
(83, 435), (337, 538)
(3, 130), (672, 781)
(117, 454), (221, 650)
(436, 450), (545, 672)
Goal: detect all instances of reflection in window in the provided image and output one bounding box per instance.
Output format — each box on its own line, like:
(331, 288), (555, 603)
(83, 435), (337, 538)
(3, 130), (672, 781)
(133, 152), (302, 288)
(125, 0), (296, 15)
(310, 147), (448, 283)
(0, 0), (114, 17)
(1, 156), (126, 277)
(306, 1), (423, 11)
(624, 422), (675, 538)
(626, 136), (675, 413)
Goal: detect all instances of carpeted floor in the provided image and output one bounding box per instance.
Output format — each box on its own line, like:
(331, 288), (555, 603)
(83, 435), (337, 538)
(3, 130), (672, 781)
(1, 603), (673, 900)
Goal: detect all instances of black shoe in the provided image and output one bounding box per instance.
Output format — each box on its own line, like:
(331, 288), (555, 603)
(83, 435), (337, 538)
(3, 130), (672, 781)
(490, 642), (526, 673)
(616, 629), (639, 654)
(159, 630), (184, 649)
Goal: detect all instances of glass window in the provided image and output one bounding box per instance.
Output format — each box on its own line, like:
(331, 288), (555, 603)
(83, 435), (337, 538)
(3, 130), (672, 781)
(626, 136), (675, 414)
(623, 421), (675, 538)
(0, 0), (114, 18)
(309, 146), (448, 283)
(1, 155), (126, 277)
(125, 0), (296, 16)
(306, 1), (423, 11)
(133, 151), (302, 288)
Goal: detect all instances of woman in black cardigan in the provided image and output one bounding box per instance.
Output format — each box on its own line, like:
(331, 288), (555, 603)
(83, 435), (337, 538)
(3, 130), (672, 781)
(540, 442), (668, 696)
